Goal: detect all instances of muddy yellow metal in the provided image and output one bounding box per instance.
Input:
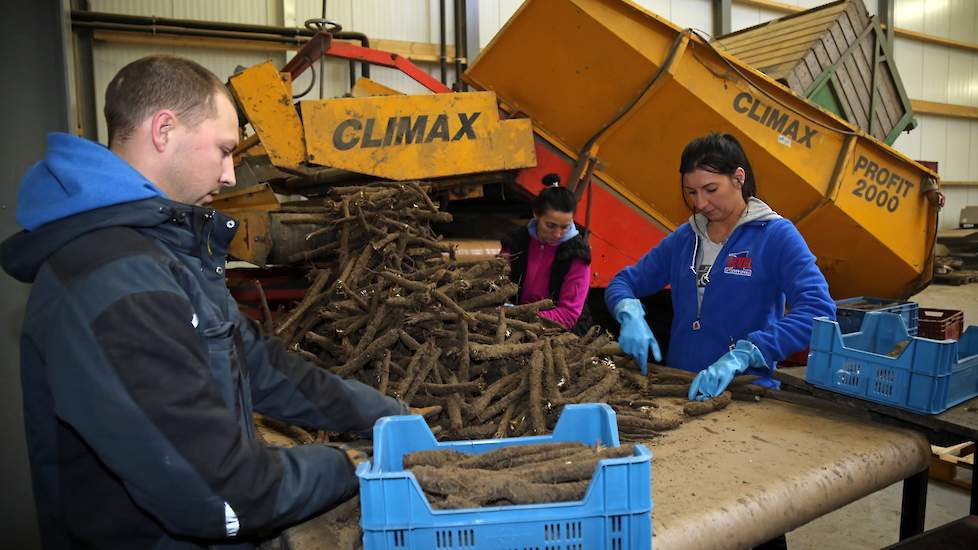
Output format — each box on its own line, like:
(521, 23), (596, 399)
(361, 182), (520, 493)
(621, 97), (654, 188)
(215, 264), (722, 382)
(465, 0), (938, 298)
(229, 61), (306, 169)
(300, 91), (536, 181)
(211, 183), (280, 266)
(350, 77), (404, 98)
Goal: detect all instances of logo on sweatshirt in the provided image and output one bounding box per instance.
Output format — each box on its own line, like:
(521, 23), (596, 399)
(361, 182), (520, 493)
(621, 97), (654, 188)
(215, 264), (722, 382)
(724, 251), (753, 277)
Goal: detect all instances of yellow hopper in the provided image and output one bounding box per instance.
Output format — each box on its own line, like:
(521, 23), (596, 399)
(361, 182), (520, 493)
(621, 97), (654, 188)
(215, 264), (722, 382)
(465, 0), (938, 299)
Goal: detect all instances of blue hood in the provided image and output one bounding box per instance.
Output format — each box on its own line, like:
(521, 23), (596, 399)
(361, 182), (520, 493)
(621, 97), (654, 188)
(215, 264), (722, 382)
(528, 218), (580, 244)
(16, 133), (165, 230)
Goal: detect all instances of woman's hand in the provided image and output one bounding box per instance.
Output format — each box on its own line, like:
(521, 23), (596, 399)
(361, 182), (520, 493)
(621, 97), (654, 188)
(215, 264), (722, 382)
(688, 340), (766, 400)
(614, 298), (662, 375)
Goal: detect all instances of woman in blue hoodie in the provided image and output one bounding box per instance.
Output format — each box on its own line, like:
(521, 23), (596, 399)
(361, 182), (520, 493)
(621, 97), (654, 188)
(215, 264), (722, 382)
(605, 133), (834, 400)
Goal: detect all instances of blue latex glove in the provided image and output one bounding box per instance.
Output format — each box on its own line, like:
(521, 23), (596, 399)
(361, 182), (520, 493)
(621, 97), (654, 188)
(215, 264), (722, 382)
(688, 339), (767, 401)
(613, 298), (662, 375)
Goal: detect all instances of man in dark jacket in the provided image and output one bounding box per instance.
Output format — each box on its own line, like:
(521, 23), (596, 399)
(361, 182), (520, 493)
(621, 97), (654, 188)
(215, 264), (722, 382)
(0, 55), (406, 549)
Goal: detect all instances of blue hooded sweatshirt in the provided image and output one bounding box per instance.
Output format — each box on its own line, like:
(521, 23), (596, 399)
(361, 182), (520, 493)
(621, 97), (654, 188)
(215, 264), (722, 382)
(15, 132), (166, 230)
(2, 133), (407, 549)
(605, 197), (835, 385)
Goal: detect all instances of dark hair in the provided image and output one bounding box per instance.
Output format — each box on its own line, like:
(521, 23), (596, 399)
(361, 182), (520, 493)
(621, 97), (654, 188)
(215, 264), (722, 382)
(678, 133), (757, 205)
(533, 175), (577, 215)
(104, 55), (233, 146)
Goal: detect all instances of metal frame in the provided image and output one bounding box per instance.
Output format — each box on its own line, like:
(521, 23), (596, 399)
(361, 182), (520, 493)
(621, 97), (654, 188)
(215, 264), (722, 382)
(712, 0), (731, 38)
(778, 367), (978, 536)
(282, 31), (451, 94)
(799, 13), (916, 145)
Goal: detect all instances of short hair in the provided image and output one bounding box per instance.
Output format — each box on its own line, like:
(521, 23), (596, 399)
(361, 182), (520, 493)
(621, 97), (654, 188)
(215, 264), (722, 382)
(104, 55), (234, 146)
(678, 132), (757, 202)
(533, 174), (577, 215)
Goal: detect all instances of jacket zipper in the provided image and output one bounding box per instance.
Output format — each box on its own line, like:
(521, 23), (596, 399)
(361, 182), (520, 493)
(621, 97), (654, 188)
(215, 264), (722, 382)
(691, 225), (743, 331)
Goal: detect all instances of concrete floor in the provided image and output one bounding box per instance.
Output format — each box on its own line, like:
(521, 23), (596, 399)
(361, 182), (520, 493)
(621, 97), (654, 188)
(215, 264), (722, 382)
(785, 282), (977, 549)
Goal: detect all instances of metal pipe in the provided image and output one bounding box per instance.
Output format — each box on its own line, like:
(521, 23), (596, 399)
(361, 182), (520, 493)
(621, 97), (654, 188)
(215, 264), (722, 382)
(72, 10), (317, 38)
(458, 0), (468, 91)
(70, 20), (308, 44)
(439, 0), (447, 84)
(334, 31), (370, 80)
(73, 11), (373, 94)
(452, 0), (462, 90)
(319, 1), (327, 99)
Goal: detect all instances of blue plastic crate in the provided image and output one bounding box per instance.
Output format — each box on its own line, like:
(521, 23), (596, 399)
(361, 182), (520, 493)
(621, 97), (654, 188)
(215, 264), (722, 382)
(806, 312), (978, 414)
(357, 403), (652, 550)
(835, 296), (919, 336)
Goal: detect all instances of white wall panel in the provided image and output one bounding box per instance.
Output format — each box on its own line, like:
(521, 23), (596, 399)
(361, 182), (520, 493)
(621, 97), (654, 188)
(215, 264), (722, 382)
(730, 5), (785, 32)
(919, 114), (947, 170)
(920, 44), (949, 102)
(170, 1), (274, 24)
(91, 0), (277, 24)
(894, 0), (925, 31)
(969, 122), (978, 179)
(948, 0), (975, 42)
(669, 0), (712, 34)
(634, 0), (671, 19)
(89, 0), (169, 17)
(477, 0), (500, 48)
(893, 117), (922, 159)
(941, 189), (967, 229)
(499, 0), (524, 23)
(353, 1), (431, 42)
(922, 0), (950, 37)
(941, 185), (978, 230)
(893, 36), (924, 98)
(947, 50), (972, 106)
(943, 118), (971, 181)
(970, 51), (978, 108)
(476, 0), (520, 49)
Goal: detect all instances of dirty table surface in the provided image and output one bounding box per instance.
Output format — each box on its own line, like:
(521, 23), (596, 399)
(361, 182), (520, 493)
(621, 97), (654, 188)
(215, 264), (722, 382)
(777, 365), (978, 440)
(283, 397), (930, 550)
(648, 397), (930, 550)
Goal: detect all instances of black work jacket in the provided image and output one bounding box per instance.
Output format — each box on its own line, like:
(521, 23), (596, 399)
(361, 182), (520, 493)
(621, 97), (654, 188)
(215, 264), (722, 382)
(1, 197), (406, 549)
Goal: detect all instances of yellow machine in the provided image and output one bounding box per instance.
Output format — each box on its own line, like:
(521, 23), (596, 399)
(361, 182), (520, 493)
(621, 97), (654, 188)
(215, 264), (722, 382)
(228, 61), (535, 180)
(222, 0), (938, 300)
(465, 0), (938, 299)
(301, 91), (535, 180)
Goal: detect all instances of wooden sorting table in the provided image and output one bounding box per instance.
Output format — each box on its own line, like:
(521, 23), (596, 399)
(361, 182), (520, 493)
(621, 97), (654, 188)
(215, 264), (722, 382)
(776, 366), (978, 536)
(648, 395), (929, 549)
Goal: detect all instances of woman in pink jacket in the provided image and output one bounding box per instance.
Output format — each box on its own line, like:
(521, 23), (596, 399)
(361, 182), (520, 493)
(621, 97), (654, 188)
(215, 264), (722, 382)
(500, 176), (592, 334)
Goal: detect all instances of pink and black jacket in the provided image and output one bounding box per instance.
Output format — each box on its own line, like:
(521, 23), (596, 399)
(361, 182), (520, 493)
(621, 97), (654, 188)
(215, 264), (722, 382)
(501, 219), (592, 335)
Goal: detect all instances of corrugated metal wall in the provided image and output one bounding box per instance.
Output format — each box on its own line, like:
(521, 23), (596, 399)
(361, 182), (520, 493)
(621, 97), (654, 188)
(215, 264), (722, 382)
(889, 0), (978, 229)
